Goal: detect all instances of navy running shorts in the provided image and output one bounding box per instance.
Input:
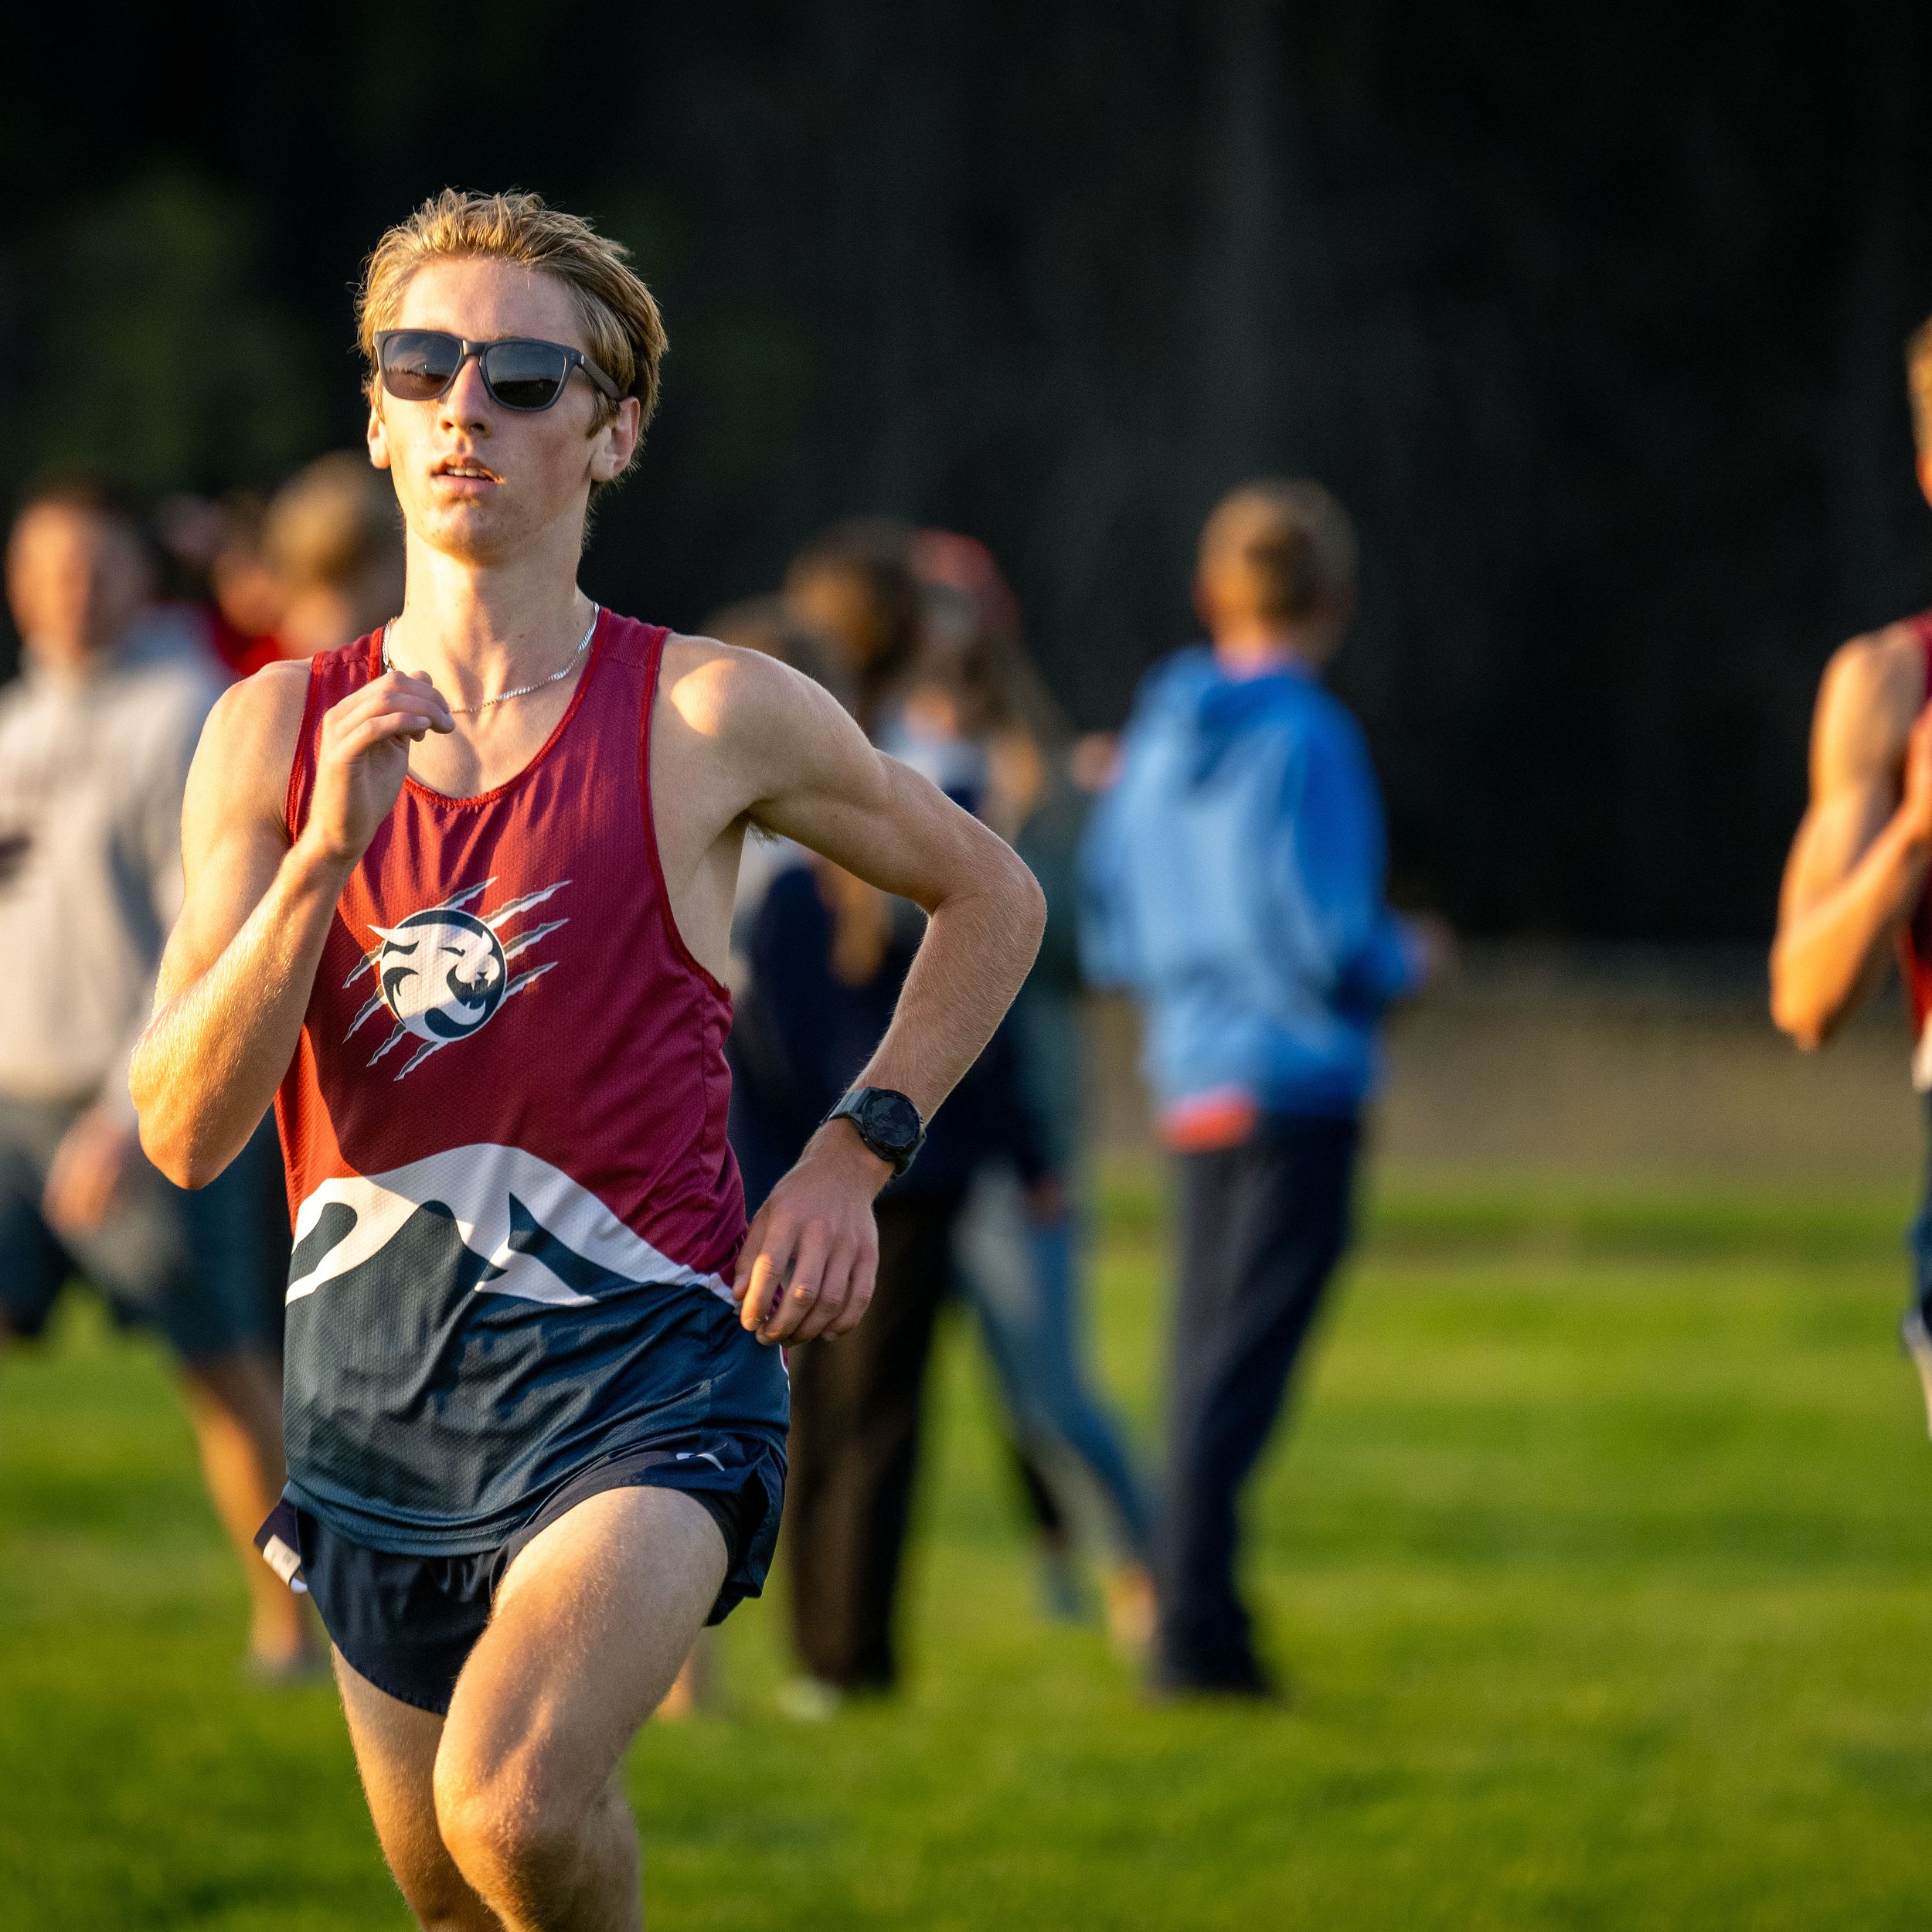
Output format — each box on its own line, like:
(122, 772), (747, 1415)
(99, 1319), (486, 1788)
(257, 1428), (785, 1714)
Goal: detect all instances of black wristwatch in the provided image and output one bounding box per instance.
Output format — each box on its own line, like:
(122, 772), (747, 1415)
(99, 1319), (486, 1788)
(824, 1087), (926, 1178)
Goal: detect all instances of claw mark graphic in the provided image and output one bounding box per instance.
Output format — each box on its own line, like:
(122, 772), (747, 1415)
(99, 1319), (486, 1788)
(346, 879), (570, 1080)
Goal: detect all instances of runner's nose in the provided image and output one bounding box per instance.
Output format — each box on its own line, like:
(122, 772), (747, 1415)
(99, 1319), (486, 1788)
(439, 354), (493, 433)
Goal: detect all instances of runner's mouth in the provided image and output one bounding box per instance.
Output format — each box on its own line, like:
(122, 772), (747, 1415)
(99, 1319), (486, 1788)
(432, 458), (503, 485)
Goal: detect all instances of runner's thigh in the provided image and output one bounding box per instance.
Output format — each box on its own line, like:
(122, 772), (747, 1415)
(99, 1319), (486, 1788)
(440, 1486), (729, 1809)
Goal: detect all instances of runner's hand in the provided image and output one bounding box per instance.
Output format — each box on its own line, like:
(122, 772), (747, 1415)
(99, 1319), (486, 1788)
(732, 1124), (889, 1345)
(301, 671), (454, 870)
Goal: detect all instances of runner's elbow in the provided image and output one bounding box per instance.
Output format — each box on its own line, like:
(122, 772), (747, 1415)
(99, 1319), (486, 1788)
(1774, 1009), (1827, 1053)
(1767, 961), (1831, 1051)
(942, 832), (1046, 969)
(138, 1117), (213, 1190)
(132, 1075), (229, 1191)
(1008, 847), (1048, 950)
(989, 842), (1048, 975)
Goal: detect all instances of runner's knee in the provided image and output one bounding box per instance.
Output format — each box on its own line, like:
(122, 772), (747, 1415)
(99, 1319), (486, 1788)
(433, 1732), (581, 1898)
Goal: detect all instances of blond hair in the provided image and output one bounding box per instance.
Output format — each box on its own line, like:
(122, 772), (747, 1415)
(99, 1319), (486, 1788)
(355, 189), (668, 463)
(1198, 478), (1357, 624)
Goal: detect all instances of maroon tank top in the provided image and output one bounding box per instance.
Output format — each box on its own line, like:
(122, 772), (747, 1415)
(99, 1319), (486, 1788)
(270, 610), (774, 1550)
(277, 610), (743, 1279)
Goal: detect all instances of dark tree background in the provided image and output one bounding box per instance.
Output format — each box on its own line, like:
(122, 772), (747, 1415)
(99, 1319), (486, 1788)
(5, 0), (1932, 940)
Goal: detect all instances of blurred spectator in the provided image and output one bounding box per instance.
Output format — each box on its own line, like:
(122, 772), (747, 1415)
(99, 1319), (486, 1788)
(257, 451), (404, 658)
(0, 481), (316, 1677)
(153, 491), (276, 676)
(156, 453), (403, 679)
(734, 529), (1051, 1707)
(903, 527), (1062, 841)
(1081, 479), (1442, 1698)
(782, 519), (923, 735)
(901, 531), (1157, 1655)
(730, 855), (1050, 1704)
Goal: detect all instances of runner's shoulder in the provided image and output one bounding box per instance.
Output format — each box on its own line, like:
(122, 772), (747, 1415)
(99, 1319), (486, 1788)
(1815, 617), (1928, 762)
(190, 658), (311, 821)
(657, 630), (849, 752)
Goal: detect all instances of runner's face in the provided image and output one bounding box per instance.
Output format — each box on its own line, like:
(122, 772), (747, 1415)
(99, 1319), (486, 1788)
(367, 257), (639, 565)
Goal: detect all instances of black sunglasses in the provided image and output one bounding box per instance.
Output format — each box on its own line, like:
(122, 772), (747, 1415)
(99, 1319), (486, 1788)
(374, 329), (623, 413)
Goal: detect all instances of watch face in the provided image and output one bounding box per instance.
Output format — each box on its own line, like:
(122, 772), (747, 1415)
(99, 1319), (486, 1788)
(859, 1090), (923, 1154)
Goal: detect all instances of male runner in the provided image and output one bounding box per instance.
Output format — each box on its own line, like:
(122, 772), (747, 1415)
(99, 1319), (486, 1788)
(129, 189), (1043, 1932)
(1772, 311), (1932, 1424)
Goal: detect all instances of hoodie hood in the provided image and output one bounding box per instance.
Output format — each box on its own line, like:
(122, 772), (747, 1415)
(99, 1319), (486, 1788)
(1138, 645), (1316, 787)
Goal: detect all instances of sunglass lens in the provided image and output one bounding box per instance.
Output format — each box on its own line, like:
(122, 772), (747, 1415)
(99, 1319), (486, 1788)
(382, 332), (460, 401)
(483, 340), (571, 410)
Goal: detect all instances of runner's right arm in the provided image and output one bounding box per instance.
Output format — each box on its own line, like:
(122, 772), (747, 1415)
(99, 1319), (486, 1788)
(1771, 638), (1932, 1048)
(130, 665), (453, 1187)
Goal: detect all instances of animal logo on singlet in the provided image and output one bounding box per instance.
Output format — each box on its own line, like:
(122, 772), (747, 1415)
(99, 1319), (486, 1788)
(342, 877), (570, 1079)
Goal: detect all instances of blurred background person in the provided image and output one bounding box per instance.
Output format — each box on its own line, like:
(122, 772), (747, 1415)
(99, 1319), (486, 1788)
(730, 841), (1052, 1712)
(1082, 479), (1444, 1699)
(152, 490), (280, 676)
(0, 482), (315, 1678)
(730, 525), (1053, 1712)
(783, 519), (924, 736)
(903, 529), (1158, 1653)
(254, 451), (403, 659)
(1771, 310), (1932, 1427)
(155, 453), (403, 679)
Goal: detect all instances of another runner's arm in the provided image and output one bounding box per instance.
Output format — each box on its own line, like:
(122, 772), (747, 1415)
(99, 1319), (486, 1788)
(131, 665), (454, 1187)
(717, 649), (1046, 1343)
(1771, 639), (1932, 1048)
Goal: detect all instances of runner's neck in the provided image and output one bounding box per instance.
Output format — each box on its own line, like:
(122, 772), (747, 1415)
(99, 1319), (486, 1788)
(386, 532), (595, 713)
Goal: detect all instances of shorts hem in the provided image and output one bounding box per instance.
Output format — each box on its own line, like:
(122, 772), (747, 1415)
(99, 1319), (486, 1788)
(328, 1634), (455, 1717)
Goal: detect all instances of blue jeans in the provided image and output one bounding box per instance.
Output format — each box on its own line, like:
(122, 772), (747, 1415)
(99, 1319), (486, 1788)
(956, 1165), (1152, 1563)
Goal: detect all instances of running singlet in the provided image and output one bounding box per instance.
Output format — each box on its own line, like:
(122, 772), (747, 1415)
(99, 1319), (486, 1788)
(1900, 611), (1932, 1090)
(275, 611), (783, 1552)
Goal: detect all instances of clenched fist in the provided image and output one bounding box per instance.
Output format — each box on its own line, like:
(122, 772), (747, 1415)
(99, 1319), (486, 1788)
(303, 670), (454, 870)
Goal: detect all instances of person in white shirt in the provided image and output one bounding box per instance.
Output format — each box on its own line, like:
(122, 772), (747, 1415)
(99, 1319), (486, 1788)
(0, 481), (314, 1677)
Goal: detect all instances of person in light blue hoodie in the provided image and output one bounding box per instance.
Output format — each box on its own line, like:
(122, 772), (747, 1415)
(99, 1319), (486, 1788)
(1081, 478), (1443, 1696)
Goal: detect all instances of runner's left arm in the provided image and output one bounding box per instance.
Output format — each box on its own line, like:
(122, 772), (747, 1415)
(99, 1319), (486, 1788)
(719, 651), (1046, 1345)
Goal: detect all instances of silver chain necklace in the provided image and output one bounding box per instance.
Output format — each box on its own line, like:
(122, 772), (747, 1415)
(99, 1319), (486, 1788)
(381, 605), (599, 715)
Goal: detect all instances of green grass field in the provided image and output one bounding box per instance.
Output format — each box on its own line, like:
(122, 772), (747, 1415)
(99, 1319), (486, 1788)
(6, 1167), (1932, 1930)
